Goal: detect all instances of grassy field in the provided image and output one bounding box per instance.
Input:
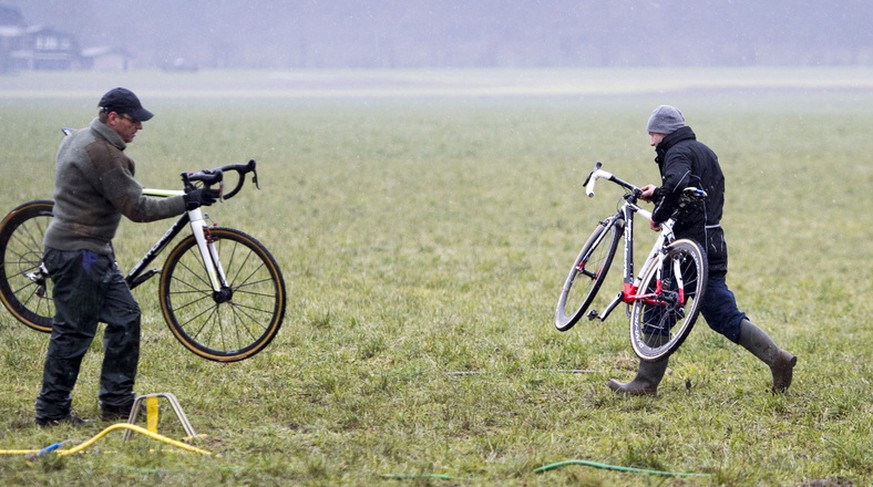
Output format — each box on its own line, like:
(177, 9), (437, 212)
(0, 68), (872, 485)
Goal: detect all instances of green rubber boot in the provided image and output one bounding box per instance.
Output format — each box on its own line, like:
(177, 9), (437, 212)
(737, 319), (797, 393)
(607, 358), (668, 396)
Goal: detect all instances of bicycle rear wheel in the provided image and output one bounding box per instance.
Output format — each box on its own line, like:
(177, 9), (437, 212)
(0, 200), (54, 332)
(629, 239), (707, 362)
(555, 217), (622, 331)
(159, 227), (286, 362)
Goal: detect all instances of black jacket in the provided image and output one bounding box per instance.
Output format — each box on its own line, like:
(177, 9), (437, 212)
(651, 126), (728, 272)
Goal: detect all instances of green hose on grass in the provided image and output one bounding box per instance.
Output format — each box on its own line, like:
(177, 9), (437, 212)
(533, 459), (710, 477)
(382, 473), (455, 480)
(383, 459), (709, 481)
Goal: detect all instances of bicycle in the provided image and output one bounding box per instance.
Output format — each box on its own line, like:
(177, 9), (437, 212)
(0, 159), (286, 363)
(555, 162), (708, 362)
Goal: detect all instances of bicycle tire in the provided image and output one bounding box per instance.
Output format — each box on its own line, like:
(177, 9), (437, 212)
(555, 217), (622, 331)
(159, 227), (286, 362)
(629, 238), (707, 362)
(0, 200), (55, 333)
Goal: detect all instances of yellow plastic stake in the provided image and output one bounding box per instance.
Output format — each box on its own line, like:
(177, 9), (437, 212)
(123, 392), (198, 441)
(146, 396), (159, 433)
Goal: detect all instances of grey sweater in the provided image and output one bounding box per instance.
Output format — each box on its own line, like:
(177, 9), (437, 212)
(44, 118), (186, 255)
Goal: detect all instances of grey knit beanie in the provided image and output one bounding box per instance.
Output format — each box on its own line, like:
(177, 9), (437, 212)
(646, 105), (685, 134)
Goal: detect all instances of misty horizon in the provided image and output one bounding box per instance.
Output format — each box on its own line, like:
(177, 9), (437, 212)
(3, 1), (873, 70)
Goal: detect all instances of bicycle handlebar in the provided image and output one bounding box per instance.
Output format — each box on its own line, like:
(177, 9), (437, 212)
(583, 161), (708, 211)
(181, 159), (259, 200)
(583, 161), (638, 198)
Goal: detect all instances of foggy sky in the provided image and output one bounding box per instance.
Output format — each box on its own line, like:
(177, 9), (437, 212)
(4, 0), (873, 69)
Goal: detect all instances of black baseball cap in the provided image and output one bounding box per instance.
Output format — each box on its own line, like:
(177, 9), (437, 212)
(98, 87), (154, 122)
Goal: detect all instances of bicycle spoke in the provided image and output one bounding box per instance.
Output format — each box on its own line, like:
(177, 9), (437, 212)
(226, 245), (259, 285)
(173, 257), (214, 289)
(232, 287), (280, 300)
(226, 300), (274, 322)
(169, 291), (213, 313)
(226, 303), (263, 341)
(11, 222), (42, 253)
(180, 305), (221, 343)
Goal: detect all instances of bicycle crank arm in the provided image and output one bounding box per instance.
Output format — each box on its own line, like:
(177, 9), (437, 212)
(587, 291), (625, 321)
(127, 269), (161, 290)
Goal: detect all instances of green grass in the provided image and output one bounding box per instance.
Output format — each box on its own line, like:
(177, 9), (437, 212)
(0, 69), (872, 485)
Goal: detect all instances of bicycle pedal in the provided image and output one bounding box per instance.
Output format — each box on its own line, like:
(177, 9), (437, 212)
(586, 309), (599, 320)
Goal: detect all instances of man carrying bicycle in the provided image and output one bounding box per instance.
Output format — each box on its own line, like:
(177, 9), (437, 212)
(607, 105), (797, 396)
(35, 88), (219, 426)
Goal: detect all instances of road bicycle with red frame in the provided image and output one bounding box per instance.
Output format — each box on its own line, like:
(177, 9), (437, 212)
(555, 162), (708, 362)
(0, 158), (285, 363)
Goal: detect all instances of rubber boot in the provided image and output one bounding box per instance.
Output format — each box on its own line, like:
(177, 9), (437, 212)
(737, 319), (797, 393)
(607, 358), (668, 396)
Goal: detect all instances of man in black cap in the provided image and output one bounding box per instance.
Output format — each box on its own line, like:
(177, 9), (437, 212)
(35, 88), (220, 425)
(96, 87), (155, 143)
(606, 105), (797, 396)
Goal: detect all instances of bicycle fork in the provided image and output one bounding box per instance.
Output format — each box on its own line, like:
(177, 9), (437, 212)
(189, 209), (231, 301)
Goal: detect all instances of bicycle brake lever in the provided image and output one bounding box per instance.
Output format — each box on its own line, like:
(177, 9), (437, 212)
(581, 161), (602, 188)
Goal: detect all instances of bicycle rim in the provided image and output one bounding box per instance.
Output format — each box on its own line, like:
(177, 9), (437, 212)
(0, 200), (55, 332)
(555, 218), (621, 331)
(629, 239), (707, 362)
(159, 227), (286, 362)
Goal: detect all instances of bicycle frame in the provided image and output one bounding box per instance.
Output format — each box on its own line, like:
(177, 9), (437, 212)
(583, 164), (686, 322)
(124, 198), (225, 293)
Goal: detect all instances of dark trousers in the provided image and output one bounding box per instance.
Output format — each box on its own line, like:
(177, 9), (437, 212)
(35, 248), (140, 421)
(699, 270), (747, 343)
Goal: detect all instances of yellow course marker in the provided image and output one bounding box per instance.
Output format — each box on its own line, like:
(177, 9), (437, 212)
(146, 396), (159, 433)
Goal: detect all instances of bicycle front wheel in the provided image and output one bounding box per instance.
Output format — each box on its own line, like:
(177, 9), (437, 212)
(555, 217), (622, 331)
(629, 239), (707, 362)
(0, 200), (55, 332)
(159, 227), (286, 362)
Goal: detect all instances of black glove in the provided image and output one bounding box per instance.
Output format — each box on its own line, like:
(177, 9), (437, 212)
(184, 187), (221, 210)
